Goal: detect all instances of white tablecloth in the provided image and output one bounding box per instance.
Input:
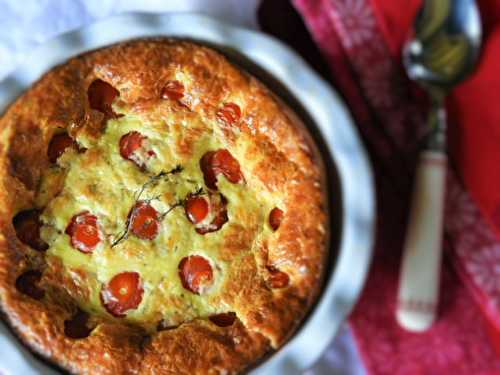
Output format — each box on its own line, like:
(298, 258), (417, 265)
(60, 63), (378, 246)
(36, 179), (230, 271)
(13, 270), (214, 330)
(0, 1), (366, 374)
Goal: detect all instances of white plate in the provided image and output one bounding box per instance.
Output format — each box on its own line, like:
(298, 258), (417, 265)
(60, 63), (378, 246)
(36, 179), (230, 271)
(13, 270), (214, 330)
(0, 12), (375, 375)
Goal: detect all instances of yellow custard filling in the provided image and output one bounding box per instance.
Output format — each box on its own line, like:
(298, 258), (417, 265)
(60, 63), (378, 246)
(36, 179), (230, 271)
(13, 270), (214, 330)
(37, 102), (279, 330)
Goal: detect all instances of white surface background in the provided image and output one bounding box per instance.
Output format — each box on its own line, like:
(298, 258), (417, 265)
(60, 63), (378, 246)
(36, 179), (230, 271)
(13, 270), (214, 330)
(0, 1), (366, 374)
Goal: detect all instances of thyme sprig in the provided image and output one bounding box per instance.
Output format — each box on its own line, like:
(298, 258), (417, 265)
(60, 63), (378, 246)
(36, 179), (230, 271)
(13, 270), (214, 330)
(111, 165), (183, 247)
(134, 164), (183, 201)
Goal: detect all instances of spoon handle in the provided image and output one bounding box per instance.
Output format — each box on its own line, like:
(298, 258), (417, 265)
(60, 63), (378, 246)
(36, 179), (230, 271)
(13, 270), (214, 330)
(397, 106), (447, 332)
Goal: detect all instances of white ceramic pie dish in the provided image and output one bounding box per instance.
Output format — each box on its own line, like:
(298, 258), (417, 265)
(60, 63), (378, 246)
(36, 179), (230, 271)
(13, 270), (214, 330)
(0, 12), (374, 375)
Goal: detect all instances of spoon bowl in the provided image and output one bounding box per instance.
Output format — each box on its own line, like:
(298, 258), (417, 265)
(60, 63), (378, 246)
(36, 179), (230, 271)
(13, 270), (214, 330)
(404, 0), (482, 90)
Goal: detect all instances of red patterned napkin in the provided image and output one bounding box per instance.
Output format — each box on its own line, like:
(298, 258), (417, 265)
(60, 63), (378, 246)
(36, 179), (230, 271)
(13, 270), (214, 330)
(291, 0), (500, 373)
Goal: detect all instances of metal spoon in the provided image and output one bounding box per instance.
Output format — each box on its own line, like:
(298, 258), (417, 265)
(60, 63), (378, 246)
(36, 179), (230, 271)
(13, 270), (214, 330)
(397, 0), (482, 332)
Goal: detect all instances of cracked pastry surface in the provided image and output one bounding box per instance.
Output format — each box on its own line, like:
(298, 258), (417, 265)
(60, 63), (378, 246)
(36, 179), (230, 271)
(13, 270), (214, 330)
(0, 39), (328, 374)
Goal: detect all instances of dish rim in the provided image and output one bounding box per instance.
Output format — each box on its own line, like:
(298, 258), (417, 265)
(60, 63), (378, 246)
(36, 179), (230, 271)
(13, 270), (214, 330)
(0, 12), (375, 375)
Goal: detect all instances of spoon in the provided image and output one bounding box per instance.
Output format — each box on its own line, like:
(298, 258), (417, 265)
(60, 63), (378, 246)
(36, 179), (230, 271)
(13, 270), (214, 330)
(397, 0), (482, 332)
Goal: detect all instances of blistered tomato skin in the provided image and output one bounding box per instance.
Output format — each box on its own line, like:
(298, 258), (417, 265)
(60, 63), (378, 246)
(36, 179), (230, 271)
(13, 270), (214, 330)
(211, 149), (244, 185)
(200, 149), (244, 189)
(269, 208), (284, 231)
(88, 79), (120, 117)
(48, 133), (77, 163)
(178, 255), (214, 295)
(267, 266), (290, 289)
(120, 132), (144, 159)
(66, 212), (101, 254)
(200, 151), (217, 189)
(185, 193), (228, 235)
(195, 206), (228, 235)
(129, 202), (160, 240)
(161, 80), (184, 101)
(101, 272), (144, 317)
(119, 131), (156, 169)
(185, 195), (209, 224)
(216, 102), (241, 126)
(209, 312), (237, 327)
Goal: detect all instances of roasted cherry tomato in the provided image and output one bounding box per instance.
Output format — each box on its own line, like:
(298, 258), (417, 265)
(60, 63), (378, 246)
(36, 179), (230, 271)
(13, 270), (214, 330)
(200, 149), (243, 189)
(66, 212), (101, 253)
(178, 255), (213, 295)
(216, 102), (241, 126)
(185, 195), (209, 224)
(267, 265), (290, 289)
(195, 205), (228, 235)
(130, 201), (160, 240)
(185, 193), (228, 235)
(269, 207), (284, 231)
(100, 272), (143, 317)
(209, 312), (236, 327)
(161, 80), (184, 101)
(119, 131), (155, 169)
(88, 79), (120, 117)
(48, 133), (77, 163)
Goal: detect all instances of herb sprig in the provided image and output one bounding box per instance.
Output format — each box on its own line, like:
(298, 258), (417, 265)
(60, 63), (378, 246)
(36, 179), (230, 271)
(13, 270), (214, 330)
(111, 165), (184, 247)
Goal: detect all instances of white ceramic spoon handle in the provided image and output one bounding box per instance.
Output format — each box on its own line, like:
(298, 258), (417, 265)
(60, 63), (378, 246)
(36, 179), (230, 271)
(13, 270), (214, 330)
(397, 149), (447, 332)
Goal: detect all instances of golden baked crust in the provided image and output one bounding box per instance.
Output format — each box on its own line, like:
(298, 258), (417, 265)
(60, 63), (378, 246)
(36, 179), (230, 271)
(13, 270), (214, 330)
(0, 39), (327, 374)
